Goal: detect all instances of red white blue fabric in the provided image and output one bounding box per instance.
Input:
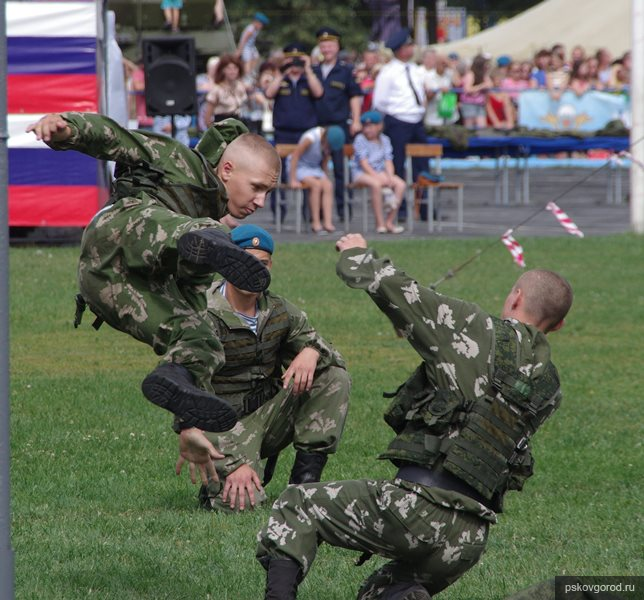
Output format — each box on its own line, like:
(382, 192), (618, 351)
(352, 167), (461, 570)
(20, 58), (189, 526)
(8, 1), (107, 227)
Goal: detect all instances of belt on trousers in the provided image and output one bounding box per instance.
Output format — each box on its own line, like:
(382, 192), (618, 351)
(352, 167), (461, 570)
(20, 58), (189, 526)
(396, 463), (491, 509)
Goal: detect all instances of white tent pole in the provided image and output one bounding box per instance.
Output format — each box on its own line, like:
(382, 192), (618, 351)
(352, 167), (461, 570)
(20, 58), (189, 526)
(631, 0), (644, 233)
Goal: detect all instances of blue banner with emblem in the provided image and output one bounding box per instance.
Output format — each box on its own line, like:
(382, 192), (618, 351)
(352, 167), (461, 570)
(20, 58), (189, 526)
(518, 90), (629, 132)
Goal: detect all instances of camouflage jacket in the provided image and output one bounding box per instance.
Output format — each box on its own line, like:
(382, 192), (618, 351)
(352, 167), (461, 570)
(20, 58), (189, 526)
(48, 112), (248, 220)
(336, 248), (559, 483)
(207, 280), (347, 415)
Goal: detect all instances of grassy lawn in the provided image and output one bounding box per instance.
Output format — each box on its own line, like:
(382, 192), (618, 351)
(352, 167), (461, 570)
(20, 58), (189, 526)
(9, 234), (644, 599)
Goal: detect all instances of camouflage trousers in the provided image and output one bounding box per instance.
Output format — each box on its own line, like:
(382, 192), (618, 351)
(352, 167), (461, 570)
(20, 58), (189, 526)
(201, 365), (351, 512)
(78, 194), (226, 390)
(256, 477), (491, 598)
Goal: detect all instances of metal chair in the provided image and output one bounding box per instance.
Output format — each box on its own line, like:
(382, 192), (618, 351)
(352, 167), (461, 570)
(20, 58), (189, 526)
(404, 143), (464, 233)
(274, 144), (307, 234)
(342, 145), (371, 233)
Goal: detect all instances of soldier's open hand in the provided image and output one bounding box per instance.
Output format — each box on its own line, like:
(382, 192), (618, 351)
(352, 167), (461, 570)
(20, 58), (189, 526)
(176, 427), (224, 485)
(26, 113), (72, 143)
(222, 464), (263, 511)
(336, 233), (367, 252)
(282, 347), (319, 394)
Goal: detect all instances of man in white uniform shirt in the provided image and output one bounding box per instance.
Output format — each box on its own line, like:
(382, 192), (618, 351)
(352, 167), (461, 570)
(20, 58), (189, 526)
(372, 28), (427, 217)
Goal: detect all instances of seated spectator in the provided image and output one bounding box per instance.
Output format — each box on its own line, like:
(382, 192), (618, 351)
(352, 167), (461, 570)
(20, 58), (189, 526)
(568, 60), (592, 97)
(547, 51), (569, 100)
(585, 56), (603, 90)
(288, 125), (346, 234)
(608, 51), (631, 91)
(197, 56), (220, 132)
(424, 53), (459, 127)
(152, 114), (192, 147)
(460, 54), (492, 130)
(357, 43), (382, 113)
(487, 68), (515, 130)
(596, 48), (613, 86)
(202, 54), (247, 127)
(569, 44), (586, 67)
(352, 111), (405, 234)
(501, 61), (530, 108)
(496, 54), (511, 80)
(447, 51), (464, 87)
(127, 57), (154, 130)
(530, 49), (551, 88)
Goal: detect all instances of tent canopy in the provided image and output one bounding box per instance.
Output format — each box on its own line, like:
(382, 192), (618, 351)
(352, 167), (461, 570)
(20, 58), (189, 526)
(432, 0), (631, 61)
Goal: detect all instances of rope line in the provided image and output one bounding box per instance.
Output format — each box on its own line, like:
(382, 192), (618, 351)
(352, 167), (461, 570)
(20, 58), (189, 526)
(429, 137), (642, 289)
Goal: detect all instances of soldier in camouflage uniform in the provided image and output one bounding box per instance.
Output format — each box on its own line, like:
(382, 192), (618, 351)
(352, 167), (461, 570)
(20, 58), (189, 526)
(175, 225), (351, 511)
(28, 112), (281, 434)
(256, 233), (573, 600)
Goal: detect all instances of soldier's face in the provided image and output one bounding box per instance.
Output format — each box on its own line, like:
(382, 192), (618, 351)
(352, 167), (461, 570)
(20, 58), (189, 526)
(219, 157), (279, 219)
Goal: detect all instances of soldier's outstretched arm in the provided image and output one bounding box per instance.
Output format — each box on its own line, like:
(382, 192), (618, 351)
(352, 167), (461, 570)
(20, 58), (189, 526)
(26, 113), (72, 143)
(28, 111), (170, 167)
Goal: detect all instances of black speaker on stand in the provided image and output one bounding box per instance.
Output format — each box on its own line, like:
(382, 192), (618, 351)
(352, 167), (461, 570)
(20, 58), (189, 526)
(142, 37), (198, 136)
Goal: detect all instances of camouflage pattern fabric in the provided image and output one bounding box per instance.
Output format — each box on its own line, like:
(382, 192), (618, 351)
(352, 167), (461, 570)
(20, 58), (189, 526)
(48, 113), (248, 390)
(256, 247), (561, 596)
(202, 364), (350, 512)
(256, 477), (493, 597)
(199, 281), (351, 511)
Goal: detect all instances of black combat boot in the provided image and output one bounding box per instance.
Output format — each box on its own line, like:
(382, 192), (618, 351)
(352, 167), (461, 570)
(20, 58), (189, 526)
(177, 228), (271, 292)
(262, 453), (280, 487)
(141, 363), (237, 432)
(264, 558), (301, 600)
(383, 582), (431, 600)
(288, 451), (328, 485)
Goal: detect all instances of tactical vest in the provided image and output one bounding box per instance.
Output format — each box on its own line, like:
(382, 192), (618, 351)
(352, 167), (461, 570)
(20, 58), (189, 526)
(381, 317), (561, 512)
(112, 153), (224, 220)
(212, 298), (290, 413)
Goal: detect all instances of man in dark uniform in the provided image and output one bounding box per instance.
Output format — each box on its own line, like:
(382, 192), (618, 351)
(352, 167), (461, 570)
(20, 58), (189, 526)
(312, 27), (363, 221)
(265, 43), (324, 219)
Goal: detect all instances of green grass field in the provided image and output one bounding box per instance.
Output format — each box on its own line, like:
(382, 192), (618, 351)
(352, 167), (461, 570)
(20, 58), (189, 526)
(10, 234), (644, 599)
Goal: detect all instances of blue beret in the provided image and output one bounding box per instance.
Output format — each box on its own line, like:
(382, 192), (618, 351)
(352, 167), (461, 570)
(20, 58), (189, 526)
(254, 12), (269, 25)
(360, 110), (382, 125)
(325, 125), (346, 151)
(386, 28), (414, 52)
(497, 55), (511, 67)
(230, 224), (274, 254)
(316, 27), (340, 42)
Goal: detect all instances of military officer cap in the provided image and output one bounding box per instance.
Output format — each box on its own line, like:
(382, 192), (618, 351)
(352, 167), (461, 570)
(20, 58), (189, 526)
(316, 27), (341, 43)
(254, 12), (270, 25)
(385, 28), (414, 52)
(283, 42), (307, 58)
(231, 224), (274, 255)
(360, 110), (382, 125)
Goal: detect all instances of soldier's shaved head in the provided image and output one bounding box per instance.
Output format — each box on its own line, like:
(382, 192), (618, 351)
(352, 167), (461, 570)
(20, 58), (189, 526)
(512, 269), (573, 332)
(220, 133), (281, 175)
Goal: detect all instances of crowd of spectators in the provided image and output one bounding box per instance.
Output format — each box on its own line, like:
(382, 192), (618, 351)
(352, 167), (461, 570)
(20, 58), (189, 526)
(123, 28), (631, 234)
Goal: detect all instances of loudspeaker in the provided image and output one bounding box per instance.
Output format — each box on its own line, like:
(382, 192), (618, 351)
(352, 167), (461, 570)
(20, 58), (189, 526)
(142, 36), (197, 116)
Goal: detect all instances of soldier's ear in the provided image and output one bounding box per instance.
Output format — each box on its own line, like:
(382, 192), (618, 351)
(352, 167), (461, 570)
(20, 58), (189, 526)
(547, 319), (565, 334)
(217, 159), (234, 182)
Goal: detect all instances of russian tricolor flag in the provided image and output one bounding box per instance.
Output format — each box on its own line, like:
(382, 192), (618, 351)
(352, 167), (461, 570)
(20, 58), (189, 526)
(8, 1), (108, 227)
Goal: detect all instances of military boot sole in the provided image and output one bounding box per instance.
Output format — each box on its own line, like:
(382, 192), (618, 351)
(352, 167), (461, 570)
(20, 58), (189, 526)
(142, 367), (237, 432)
(178, 228), (271, 293)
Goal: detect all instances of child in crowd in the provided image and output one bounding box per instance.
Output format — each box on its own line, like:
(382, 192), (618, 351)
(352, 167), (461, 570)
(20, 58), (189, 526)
(352, 111), (405, 234)
(288, 125), (345, 234)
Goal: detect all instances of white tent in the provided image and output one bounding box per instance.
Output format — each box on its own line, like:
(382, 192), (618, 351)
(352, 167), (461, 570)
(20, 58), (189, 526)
(432, 0), (631, 61)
